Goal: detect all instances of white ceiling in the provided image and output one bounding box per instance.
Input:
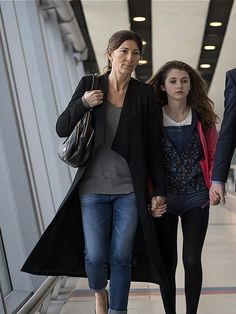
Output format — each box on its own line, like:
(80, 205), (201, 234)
(208, 0), (236, 119)
(81, 0), (236, 122)
(81, 0), (130, 72)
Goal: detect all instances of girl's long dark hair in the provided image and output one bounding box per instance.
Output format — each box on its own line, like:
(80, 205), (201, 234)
(148, 60), (218, 129)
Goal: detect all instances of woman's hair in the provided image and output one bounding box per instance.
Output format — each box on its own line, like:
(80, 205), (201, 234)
(148, 60), (218, 129)
(104, 30), (143, 72)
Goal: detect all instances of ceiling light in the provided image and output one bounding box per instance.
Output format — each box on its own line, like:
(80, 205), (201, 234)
(139, 59), (148, 65)
(209, 21), (222, 27)
(204, 45), (216, 50)
(133, 16), (146, 22)
(142, 40), (147, 45)
(200, 64), (211, 69)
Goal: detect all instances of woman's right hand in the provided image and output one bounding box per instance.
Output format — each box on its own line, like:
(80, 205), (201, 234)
(151, 196), (167, 218)
(83, 90), (104, 108)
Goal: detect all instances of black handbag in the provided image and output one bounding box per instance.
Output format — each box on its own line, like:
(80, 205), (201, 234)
(58, 74), (99, 167)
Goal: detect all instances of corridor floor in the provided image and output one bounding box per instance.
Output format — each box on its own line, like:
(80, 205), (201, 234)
(59, 203), (236, 314)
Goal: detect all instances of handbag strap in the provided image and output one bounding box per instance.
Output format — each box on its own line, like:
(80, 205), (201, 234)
(90, 73), (99, 91)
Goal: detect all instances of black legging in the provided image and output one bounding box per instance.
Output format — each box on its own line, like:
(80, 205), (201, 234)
(154, 205), (209, 314)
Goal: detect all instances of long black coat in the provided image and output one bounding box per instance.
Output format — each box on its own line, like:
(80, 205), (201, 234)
(22, 73), (168, 289)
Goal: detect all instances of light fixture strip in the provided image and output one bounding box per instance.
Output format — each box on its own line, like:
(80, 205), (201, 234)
(209, 21), (223, 27)
(133, 16), (146, 22)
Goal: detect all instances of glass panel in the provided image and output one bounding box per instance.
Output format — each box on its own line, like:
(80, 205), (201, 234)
(0, 231), (12, 297)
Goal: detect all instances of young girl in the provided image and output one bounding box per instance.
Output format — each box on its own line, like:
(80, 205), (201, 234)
(149, 60), (218, 314)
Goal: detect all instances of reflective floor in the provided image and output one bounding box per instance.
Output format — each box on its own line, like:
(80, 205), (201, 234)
(56, 202), (236, 314)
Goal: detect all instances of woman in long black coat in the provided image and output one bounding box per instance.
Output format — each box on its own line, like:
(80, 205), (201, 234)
(22, 30), (168, 314)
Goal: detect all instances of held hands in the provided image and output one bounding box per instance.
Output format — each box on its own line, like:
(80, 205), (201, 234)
(209, 182), (226, 205)
(83, 90), (104, 108)
(150, 196), (167, 218)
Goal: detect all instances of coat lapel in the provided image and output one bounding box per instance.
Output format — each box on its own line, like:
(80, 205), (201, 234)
(92, 74), (108, 150)
(92, 74), (134, 162)
(112, 78), (135, 162)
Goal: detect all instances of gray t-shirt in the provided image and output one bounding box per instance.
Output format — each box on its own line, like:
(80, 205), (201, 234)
(79, 101), (134, 195)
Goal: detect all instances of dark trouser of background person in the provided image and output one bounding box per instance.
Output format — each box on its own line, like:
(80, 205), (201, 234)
(80, 193), (138, 313)
(154, 206), (209, 314)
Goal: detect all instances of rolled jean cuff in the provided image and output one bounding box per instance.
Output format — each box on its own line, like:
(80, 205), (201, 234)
(109, 310), (127, 314)
(91, 286), (107, 293)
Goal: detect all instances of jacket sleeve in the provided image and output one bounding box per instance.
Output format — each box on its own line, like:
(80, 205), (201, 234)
(56, 76), (92, 137)
(212, 70), (236, 182)
(146, 86), (166, 196)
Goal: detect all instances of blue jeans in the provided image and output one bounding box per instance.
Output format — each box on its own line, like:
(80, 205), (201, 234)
(80, 193), (138, 314)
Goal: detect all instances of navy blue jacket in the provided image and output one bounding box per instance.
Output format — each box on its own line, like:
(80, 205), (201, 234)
(212, 68), (236, 182)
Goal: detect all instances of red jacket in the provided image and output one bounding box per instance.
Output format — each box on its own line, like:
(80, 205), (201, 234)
(198, 121), (218, 189)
